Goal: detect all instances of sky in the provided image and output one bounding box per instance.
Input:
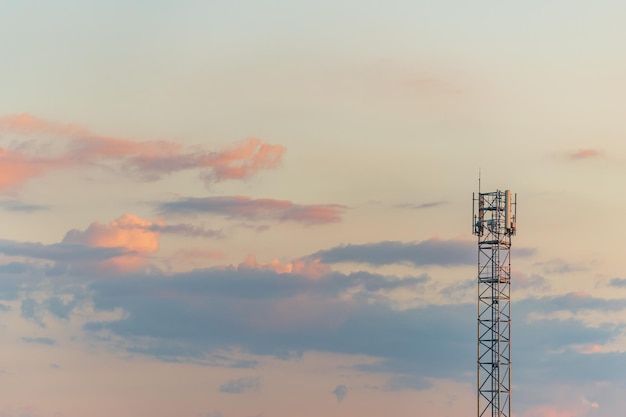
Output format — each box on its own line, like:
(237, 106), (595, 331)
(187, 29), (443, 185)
(1, 1), (626, 416)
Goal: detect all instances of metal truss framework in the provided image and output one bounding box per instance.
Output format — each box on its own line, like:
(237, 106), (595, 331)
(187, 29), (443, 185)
(473, 190), (516, 417)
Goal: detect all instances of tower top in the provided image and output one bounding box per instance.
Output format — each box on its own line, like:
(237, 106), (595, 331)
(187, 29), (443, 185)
(473, 189), (516, 238)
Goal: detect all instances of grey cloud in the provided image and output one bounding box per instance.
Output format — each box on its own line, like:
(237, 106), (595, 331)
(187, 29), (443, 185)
(29, 263), (622, 394)
(21, 298), (44, 327)
(82, 268), (471, 374)
(310, 240), (475, 267)
(0, 239), (128, 263)
(0, 262), (33, 274)
(219, 377), (260, 394)
(332, 384), (347, 402)
(44, 296), (78, 320)
(516, 293), (626, 314)
(384, 375), (432, 391)
(157, 196), (345, 225)
(0, 200), (48, 213)
(0, 304), (10, 312)
(396, 201), (448, 210)
(199, 412), (224, 417)
(533, 259), (587, 274)
(609, 278), (626, 288)
(21, 337), (55, 345)
(310, 240), (535, 267)
(153, 223), (223, 239)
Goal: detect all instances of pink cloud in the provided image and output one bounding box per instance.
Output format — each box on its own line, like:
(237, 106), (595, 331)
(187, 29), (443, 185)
(63, 214), (161, 271)
(238, 254), (331, 279)
(521, 396), (599, 417)
(0, 113), (285, 189)
(167, 248), (226, 270)
(574, 344), (603, 354)
(521, 405), (582, 417)
(0, 148), (65, 189)
(567, 148), (603, 160)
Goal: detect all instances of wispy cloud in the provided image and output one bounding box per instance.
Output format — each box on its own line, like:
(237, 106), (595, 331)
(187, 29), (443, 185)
(237, 254), (331, 279)
(383, 375), (432, 391)
(0, 239), (128, 263)
(158, 196), (345, 225)
(310, 239), (535, 267)
(566, 148), (604, 160)
(533, 259), (588, 274)
(0, 200), (48, 212)
(332, 385), (347, 402)
(0, 113), (285, 189)
(219, 377), (260, 394)
(21, 337), (55, 346)
(396, 201), (447, 210)
(309, 239), (476, 267)
(609, 277), (626, 288)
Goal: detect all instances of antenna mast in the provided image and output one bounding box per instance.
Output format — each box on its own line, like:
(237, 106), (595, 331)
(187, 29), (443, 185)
(472, 188), (516, 417)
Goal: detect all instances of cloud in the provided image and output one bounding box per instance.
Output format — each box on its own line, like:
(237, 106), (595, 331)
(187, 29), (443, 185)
(0, 113), (285, 189)
(396, 201), (447, 210)
(237, 254), (331, 279)
(566, 148), (603, 160)
(383, 375), (432, 391)
(516, 292), (626, 314)
(72, 260), (626, 398)
(0, 200), (48, 212)
(21, 298), (44, 327)
(310, 239), (535, 267)
(63, 214), (160, 271)
(44, 296), (78, 320)
(0, 239), (127, 264)
(155, 224), (223, 239)
(21, 337), (55, 346)
(533, 259), (587, 274)
(158, 196), (345, 225)
(309, 239), (475, 267)
(332, 384), (347, 402)
(219, 377), (261, 394)
(82, 266), (434, 362)
(609, 277), (626, 287)
(0, 214), (220, 272)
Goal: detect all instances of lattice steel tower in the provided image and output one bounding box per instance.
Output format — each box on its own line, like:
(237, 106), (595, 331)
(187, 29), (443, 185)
(472, 189), (516, 417)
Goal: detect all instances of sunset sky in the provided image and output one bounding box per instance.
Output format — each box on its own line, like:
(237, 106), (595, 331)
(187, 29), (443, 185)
(1, 1), (626, 416)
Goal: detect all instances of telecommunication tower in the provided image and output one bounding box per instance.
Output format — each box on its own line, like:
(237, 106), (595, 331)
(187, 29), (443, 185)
(472, 188), (516, 417)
